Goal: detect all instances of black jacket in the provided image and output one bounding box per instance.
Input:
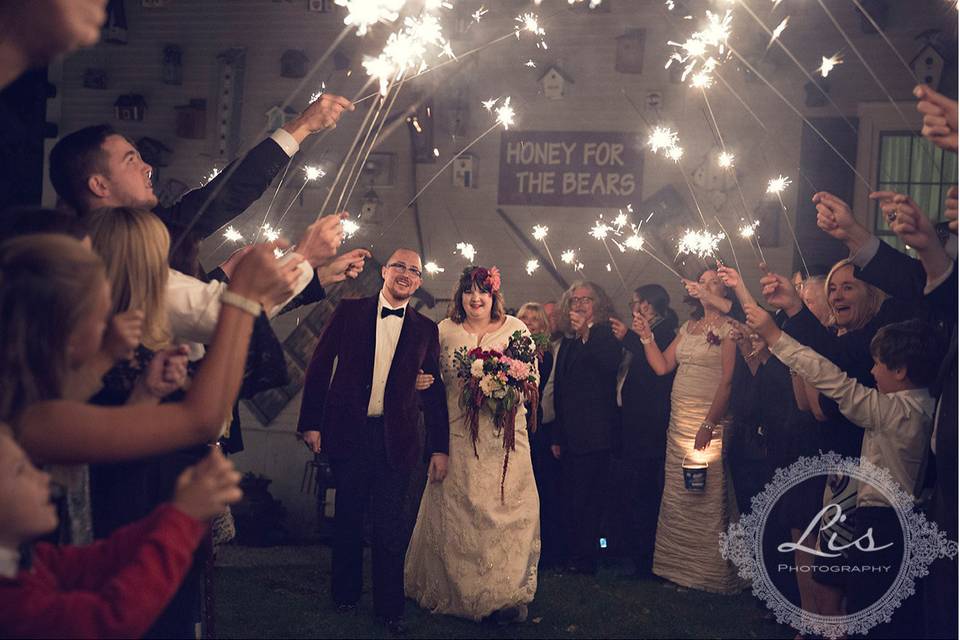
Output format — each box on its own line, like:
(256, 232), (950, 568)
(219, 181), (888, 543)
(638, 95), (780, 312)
(619, 317), (677, 460)
(552, 322), (623, 455)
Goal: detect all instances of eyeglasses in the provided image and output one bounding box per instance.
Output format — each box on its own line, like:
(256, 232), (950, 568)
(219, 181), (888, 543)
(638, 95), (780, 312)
(570, 296), (594, 306)
(386, 262), (422, 279)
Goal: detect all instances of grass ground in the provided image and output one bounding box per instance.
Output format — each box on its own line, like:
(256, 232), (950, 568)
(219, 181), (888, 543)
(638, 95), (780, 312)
(214, 546), (793, 639)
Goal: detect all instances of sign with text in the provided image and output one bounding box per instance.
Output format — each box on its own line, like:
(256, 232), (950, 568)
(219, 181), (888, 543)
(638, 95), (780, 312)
(497, 130), (643, 207)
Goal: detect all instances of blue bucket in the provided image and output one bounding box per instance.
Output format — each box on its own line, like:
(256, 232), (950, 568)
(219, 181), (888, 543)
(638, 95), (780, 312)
(682, 454), (708, 492)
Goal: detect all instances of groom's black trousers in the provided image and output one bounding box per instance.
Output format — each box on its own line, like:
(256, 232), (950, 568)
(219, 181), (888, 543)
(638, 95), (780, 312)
(329, 417), (411, 619)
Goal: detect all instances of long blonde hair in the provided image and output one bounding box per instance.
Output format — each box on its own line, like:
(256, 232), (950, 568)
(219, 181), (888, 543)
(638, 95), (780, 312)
(517, 302), (550, 334)
(87, 207), (171, 350)
(0, 235), (106, 424)
(826, 260), (885, 333)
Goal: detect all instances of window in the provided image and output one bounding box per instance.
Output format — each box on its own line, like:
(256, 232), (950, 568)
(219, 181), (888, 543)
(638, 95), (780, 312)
(873, 132), (958, 251)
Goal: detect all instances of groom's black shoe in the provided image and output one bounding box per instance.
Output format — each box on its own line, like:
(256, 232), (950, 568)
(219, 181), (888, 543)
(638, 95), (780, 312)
(381, 617), (407, 636)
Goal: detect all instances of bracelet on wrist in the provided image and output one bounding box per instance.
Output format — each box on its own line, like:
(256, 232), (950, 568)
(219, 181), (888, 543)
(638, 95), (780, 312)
(640, 336), (652, 345)
(221, 290), (262, 317)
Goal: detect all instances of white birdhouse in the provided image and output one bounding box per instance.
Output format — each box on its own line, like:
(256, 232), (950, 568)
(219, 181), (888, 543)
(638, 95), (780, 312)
(538, 65), (573, 100)
(453, 154), (475, 188)
(911, 44), (944, 89)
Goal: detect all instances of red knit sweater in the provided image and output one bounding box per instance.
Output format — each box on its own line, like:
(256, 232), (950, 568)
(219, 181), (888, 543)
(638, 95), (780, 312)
(0, 504), (206, 639)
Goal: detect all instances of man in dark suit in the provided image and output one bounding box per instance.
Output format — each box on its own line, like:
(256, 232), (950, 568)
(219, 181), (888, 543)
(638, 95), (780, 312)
(551, 282), (622, 574)
(299, 248), (449, 634)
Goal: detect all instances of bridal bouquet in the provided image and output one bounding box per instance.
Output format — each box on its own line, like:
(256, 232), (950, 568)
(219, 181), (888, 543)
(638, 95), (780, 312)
(452, 329), (545, 501)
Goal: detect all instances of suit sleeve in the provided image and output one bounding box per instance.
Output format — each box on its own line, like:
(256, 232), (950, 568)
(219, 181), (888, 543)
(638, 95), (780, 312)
(420, 322), (449, 457)
(855, 238), (927, 303)
(6, 505), (205, 639)
(278, 272), (326, 316)
(297, 300), (348, 433)
(583, 323), (624, 375)
(156, 137), (290, 240)
(925, 261), (957, 316)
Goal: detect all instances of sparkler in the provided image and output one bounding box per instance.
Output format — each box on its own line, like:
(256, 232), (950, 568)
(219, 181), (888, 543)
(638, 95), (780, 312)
(455, 242), (476, 262)
(532, 224), (558, 271)
(223, 226), (244, 243)
(342, 219), (360, 238)
(309, 82), (326, 104)
(766, 175), (810, 277)
(665, 9), (731, 87)
(274, 163), (329, 230)
(677, 229), (724, 261)
(766, 16), (789, 50)
(718, 151), (735, 168)
(818, 53), (843, 78)
(622, 230), (685, 280)
(525, 59), (537, 68)
(515, 13), (548, 50)
(560, 249), (584, 273)
(589, 218), (626, 290)
(424, 261), (445, 275)
(261, 224), (281, 243)
(335, 0), (405, 37)
(202, 167), (221, 186)
(471, 7), (487, 23)
(526, 259), (540, 275)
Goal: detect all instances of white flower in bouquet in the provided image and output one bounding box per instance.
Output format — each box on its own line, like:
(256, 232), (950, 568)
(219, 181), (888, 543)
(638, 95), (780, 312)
(470, 359), (485, 379)
(479, 374), (499, 397)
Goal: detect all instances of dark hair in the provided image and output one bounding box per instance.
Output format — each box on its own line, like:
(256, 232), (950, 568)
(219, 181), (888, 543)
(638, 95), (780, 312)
(684, 268), (742, 321)
(634, 283), (678, 326)
(869, 319), (941, 388)
(165, 221), (205, 279)
(447, 266), (505, 323)
(49, 125), (118, 214)
(0, 207), (88, 243)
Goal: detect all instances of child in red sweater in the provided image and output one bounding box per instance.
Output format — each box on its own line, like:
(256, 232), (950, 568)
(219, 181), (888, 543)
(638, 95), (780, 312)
(0, 433), (242, 639)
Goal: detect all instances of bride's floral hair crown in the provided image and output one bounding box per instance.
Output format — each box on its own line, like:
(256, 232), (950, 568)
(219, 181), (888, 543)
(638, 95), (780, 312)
(467, 266), (501, 293)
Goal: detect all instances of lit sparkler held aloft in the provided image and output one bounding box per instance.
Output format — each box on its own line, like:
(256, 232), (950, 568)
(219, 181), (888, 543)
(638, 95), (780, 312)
(818, 53), (843, 78)
(455, 242), (476, 262)
(532, 224), (558, 271)
(766, 174), (810, 277)
(677, 228), (724, 262)
(335, 0), (406, 37)
(342, 219), (360, 238)
(515, 13), (548, 50)
(526, 259), (540, 276)
(223, 226), (244, 243)
(560, 249), (584, 273)
(424, 261), (445, 275)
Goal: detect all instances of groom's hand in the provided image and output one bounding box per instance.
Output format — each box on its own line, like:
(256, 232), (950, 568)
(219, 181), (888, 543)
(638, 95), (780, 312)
(302, 430), (321, 454)
(428, 453), (448, 483)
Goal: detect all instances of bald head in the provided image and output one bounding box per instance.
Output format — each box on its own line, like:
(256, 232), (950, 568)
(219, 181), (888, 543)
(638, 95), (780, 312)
(381, 248), (422, 306)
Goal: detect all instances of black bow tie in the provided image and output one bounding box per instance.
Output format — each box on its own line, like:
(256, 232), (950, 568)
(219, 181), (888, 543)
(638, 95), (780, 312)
(381, 306), (405, 319)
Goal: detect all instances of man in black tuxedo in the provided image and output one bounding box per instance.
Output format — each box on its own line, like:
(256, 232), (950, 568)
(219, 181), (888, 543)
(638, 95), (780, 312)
(551, 282), (622, 574)
(298, 248), (449, 634)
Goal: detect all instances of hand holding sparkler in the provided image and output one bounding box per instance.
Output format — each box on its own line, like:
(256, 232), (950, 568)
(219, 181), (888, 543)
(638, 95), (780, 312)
(717, 264), (758, 310)
(219, 245), (254, 280)
(568, 309), (589, 338)
(631, 313), (653, 342)
(317, 247), (371, 286)
(295, 212), (351, 268)
(759, 272), (803, 317)
(915, 84), (958, 152)
(282, 94), (355, 142)
(228, 240), (306, 310)
(609, 317), (628, 341)
(743, 303), (781, 348)
(945, 186), (958, 234)
(813, 191), (872, 253)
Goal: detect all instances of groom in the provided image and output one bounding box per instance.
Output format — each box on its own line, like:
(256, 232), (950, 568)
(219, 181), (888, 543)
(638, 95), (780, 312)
(298, 248), (449, 634)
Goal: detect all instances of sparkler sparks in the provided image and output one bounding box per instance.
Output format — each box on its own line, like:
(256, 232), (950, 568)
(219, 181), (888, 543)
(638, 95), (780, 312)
(589, 221), (610, 240)
(362, 10), (454, 96)
(767, 17), (790, 49)
(666, 9), (731, 87)
(494, 96), (515, 129)
(767, 175), (793, 195)
(223, 226), (244, 243)
(309, 82), (326, 104)
(526, 259), (540, 275)
(718, 151), (735, 168)
(335, 0), (405, 36)
(455, 242), (476, 262)
(624, 233), (644, 251)
(481, 98), (498, 111)
(274, 247), (285, 259)
(304, 165), (325, 181)
(532, 225), (549, 241)
(525, 59), (537, 68)
(818, 53), (843, 78)
(677, 229), (724, 259)
(739, 220), (759, 239)
(342, 219), (360, 238)
(648, 126), (680, 154)
(471, 6), (488, 23)
(202, 167), (221, 186)
(666, 146), (685, 162)
(261, 224), (281, 242)
(515, 13), (548, 50)
(424, 261), (445, 274)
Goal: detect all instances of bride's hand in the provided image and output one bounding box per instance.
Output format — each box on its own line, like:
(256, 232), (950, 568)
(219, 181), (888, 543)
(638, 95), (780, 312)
(415, 369), (434, 391)
(694, 423), (714, 450)
(428, 453), (448, 482)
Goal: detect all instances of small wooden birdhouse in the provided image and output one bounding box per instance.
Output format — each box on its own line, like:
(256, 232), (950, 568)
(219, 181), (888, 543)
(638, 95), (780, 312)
(265, 105), (299, 131)
(114, 94), (146, 121)
(538, 65), (573, 100)
(136, 137), (173, 167)
(162, 45), (183, 85)
(453, 154), (475, 188)
(281, 49), (309, 79)
(615, 29), (646, 74)
(175, 99), (207, 139)
(82, 68), (108, 90)
(912, 44), (945, 89)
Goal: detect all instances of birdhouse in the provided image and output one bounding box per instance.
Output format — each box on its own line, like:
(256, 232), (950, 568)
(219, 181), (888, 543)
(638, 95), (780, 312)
(615, 29), (646, 74)
(162, 45), (183, 85)
(175, 99), (207, 139)
(538, 65), (573, 100)
(911, 44), (945, 89)
(114, 94), (146, 121)
(453, 154), (475, 188)
(280, 49), (309, 79)
(136, 137), (173, 167)
(265, 105), (298, 131)
(82, 68), (108, 90)
(359, 189), (381, 219)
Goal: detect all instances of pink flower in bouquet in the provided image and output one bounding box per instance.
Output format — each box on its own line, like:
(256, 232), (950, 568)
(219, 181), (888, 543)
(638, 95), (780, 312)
(507, 358), (531, 380)
(497, 370), (508, 384)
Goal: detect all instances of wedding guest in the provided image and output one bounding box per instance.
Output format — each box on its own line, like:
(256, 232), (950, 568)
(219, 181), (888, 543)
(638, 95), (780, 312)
(0, 207), (90, 245)
(635, 269), (743, 593)
(915, 84), (958, 155)
(552, 281), (621, 575)
(609, 284), (677, 578)
(518, 301), (562, 570)
(0, 434), (241, 639)
(0, 0), (106, 90)
(748, 308), (938, 638)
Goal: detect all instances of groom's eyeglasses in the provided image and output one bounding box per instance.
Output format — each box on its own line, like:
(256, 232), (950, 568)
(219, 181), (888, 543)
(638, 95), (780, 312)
(387, 262), (423, 279)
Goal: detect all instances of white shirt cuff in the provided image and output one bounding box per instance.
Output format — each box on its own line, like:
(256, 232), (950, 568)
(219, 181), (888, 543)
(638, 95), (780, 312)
(850, 235), (881, 268)
(924, 261), (954, 295)
(266, 256), (314, 318)
(269, 128), (300, 158)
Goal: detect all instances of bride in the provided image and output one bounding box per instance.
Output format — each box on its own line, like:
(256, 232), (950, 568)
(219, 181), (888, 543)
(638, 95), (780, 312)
(404, 266), (540, 623)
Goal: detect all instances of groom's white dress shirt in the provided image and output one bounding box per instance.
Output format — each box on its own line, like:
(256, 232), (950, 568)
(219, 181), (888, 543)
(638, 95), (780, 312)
(368, 293), (409, 417)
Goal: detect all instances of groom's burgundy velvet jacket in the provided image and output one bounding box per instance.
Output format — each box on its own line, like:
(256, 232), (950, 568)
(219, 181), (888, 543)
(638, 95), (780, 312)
(297, 295), (449, 471)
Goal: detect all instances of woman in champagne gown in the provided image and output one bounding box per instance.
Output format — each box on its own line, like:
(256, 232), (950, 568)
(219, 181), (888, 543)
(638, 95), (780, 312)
(404, 267), (540, 622)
